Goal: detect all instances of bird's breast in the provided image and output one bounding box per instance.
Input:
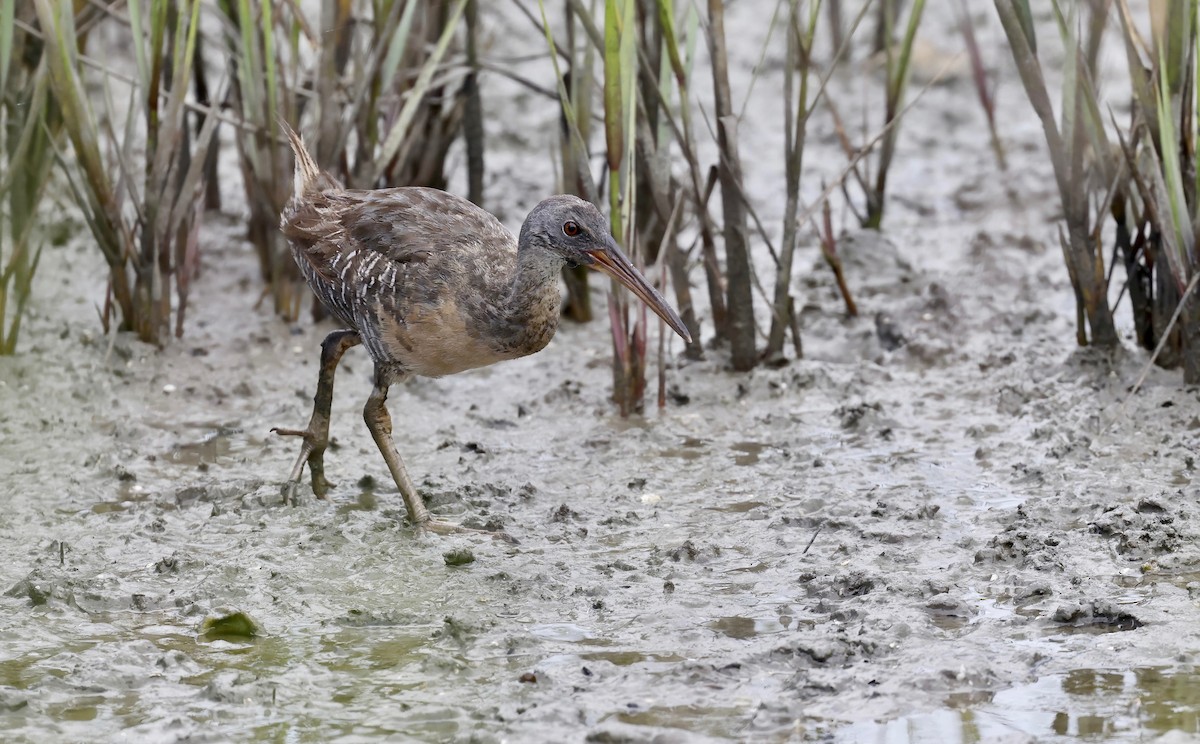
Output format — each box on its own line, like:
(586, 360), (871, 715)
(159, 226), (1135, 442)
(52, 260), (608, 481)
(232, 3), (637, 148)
(374, 300), (489, 377)
(374, 296), (556, 378)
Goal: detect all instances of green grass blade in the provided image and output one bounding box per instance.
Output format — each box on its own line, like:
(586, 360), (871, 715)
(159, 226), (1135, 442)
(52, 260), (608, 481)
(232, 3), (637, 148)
(619, 0), (636, 215)
(1193, 0), (1200, 228)
(235, 0), (263, 126)
(152, 0), (202, 236)
(126, 0), (149, 91)
(1115, 0), (1157, 140)
(32, 0), (114, 221)
(1013, 0), (1036, 56)
(260, 0), (279, 179)
(1164, 0), (1191, 94)
(1156, 45), (1193, 271)
(0, 63), (49, 198)
(0, 0), (14, 94)
(378, 0), (420, 93)
(2, 243), (41, 354)
(889, 0), (925, 104)
(657, 0), (686, 85)
(1051, 0), (1078, 176)
(604, 0), (624, 183)
(683, 2), (699, 86)
(656, 19), (674, 148)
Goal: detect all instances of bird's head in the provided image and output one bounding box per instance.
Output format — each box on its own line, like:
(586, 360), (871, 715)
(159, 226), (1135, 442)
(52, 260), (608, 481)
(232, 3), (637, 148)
(522, 195), (692, 343)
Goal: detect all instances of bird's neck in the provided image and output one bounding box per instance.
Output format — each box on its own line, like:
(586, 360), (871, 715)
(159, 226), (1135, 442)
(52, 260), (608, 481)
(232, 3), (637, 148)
(491, 247), (563, 357)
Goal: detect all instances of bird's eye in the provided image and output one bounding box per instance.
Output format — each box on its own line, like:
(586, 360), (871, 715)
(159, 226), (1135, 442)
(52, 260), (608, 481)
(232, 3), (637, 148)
(562, 221), (580, 237)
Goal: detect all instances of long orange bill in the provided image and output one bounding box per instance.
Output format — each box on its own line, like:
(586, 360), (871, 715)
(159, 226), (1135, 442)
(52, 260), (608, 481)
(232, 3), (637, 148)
(590, 236), (692, 344)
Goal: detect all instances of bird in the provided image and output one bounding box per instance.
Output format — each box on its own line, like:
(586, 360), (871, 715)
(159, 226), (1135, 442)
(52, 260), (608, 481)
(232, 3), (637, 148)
(273, 125), (691, 537)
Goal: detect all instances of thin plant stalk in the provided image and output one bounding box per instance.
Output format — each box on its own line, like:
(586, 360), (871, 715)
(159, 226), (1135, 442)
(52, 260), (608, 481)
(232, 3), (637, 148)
(649, 0), (728, 343)
(558, 1), (596, 323)
(994, 0), (1119, 347)
(464, 0), (484, 205)
(707, 0), (755, 370)
(957, 0), (1006, 169)
(864, 0), (925, 229)
(820, 194), (857, 316)
(1, 4), (56, 354)
(217, 0), (300, 319)
(369, 0), (469, 186)
(766, 0), (820, 362)
(604, 0), (648, 414)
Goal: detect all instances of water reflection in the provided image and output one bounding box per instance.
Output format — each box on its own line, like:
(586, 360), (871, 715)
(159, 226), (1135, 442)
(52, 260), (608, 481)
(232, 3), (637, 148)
(730, 441), (765, 466)
(832, 667), (1200, 742)
(164, 433), (233, 466)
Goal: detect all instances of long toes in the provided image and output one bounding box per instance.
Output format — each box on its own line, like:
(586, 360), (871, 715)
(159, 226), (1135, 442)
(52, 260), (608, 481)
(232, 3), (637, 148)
(281, 480), (303, 505)
(272, 427), (311, 439)
(311, 477), (334, 499)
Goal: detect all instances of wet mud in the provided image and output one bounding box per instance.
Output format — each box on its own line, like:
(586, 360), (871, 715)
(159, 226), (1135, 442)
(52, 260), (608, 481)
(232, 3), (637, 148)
(3, 3), (1200, 743)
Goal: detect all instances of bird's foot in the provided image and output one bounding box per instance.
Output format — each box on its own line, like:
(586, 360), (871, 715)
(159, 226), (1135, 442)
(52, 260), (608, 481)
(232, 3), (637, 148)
(417, 518), (518, 544)
(272, 424), (334, 501)
(281, 479), (304, 506)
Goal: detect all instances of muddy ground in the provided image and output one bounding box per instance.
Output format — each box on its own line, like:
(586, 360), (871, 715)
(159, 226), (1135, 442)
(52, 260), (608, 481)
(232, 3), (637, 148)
(3, 3), (1200, 742)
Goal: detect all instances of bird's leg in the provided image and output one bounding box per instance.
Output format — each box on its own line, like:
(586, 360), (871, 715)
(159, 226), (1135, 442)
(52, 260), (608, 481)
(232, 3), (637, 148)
(274, 329), (361, 501)
(361, 373), (434, 528)
(362, 368), (512, 541)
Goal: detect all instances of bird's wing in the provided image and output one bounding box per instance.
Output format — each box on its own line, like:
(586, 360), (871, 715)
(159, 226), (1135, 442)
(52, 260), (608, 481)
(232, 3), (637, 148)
(342, 187), (516, 266)
(284, 186), (515, 269)
(282, 185), (520, 329)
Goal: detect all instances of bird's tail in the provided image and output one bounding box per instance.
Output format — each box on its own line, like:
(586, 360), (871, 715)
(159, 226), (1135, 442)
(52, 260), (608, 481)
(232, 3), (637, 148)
(281, 120), (322, 200)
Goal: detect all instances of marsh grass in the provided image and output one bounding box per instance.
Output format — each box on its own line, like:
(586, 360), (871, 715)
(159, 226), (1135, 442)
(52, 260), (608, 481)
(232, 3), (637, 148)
(0, 2), (53, 354)
(545, 0), (867, 385)
(988, 0), (1200, 381)
(863, 0), (924, 229)
(602, 0), (647, 413)
(554, 6), (598, 325)
(33, 0), (216, 346)
(957, 0), (1006, 170)
(28, 0), (1200, 405)
(214, 0), (301, 319)
(994, 0), (1119, 349)
(644, 0), (712, 361)
(765, 0), (822, 363)
(1110, 0), (1200, 381)
(542, 0), (704, 412)
(634, 2), (704, 363)
(826, 0), (925, 230)
(705, 0), (755, 370)
(216, 0), (470, 322)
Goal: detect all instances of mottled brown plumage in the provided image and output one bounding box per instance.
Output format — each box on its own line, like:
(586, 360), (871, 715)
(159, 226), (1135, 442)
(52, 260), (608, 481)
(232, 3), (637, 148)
(282, 186), (562, 381)
(273, 126), (690, 536)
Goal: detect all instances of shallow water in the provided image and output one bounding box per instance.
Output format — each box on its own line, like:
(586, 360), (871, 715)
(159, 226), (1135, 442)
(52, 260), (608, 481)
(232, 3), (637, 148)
(836, 667), (1200, 743)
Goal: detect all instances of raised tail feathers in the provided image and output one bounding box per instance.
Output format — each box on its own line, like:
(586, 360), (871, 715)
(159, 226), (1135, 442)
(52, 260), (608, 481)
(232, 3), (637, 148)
(281, 120), (322, 202)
